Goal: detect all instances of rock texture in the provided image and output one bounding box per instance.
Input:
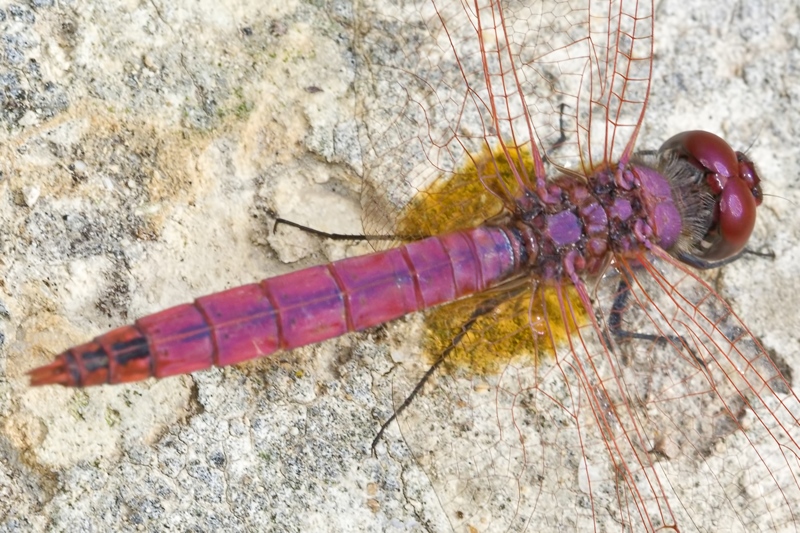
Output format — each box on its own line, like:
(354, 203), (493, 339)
(0, 0), (798, 531)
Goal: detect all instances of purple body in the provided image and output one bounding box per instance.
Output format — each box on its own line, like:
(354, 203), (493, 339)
(32, 226), (522, 386)
(29, 160), (682, 387)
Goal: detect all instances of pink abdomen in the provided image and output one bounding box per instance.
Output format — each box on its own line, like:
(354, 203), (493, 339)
(30, 226), (521, 387)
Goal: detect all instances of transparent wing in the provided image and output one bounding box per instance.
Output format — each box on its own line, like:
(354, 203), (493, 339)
(391, 253), (800, 532)
(354, 0), (653, 245)
(516, 0), (654, 170)
(355, 0), (547, 246)
(356, 0), (798, 530)
(599, 250), (800, 530)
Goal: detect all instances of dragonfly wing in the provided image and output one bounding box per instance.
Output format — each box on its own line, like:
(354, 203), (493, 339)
(355, 0), (655, 250)
(355, 0), (553, 247)
(388, 252), (800, 532)
(508, 0), (655, 171)
(593, 250), (800, 530)
(387, 280), (581, 531)
(388, 278), (654, 531)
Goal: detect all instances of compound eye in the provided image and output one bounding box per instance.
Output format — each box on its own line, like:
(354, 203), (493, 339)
(660, 131), (761, 261)
(736, 151), (763, 206)
(707, 173), (757, 260)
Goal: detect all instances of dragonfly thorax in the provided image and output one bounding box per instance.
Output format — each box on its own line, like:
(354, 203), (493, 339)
(510, 130), (769, 281)
(504, 161), (684, 283)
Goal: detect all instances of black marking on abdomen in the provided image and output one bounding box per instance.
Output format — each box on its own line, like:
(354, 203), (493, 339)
(113, 335), (150, 365)
(81, 348), (110, 372)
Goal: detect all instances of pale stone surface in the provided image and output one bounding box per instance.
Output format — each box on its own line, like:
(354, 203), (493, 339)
(0, 0), (797, 532)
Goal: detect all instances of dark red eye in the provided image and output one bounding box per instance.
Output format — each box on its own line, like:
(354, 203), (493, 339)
(736, 151), (763, 206)
(660, 130), (762, 261)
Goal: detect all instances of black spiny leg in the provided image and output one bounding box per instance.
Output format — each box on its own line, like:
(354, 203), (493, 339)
(271, 211), (420, 243)
(371, 283), (528, 452)
(607, 275), (689, 350)
(272, 216), (381, 241)
(608, 247), (775, 368)
(606, 275), (711, 371)
(677, 247), (774, 270)
(543, 103), (570, 162)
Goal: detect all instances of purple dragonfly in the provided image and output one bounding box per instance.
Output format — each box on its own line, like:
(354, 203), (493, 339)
(27, 0), (800, 530)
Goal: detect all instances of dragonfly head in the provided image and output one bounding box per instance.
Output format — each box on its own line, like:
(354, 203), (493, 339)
(659, 130), (763, 262)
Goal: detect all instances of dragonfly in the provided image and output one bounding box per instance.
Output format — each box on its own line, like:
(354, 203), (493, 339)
(27, 0), (800, 531)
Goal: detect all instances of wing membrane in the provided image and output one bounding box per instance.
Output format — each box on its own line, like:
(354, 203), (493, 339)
(355, 0), (654, 247)
(355, 1), (798, 531)
(390, 254), (800, 531)
(356, 0), (548, 246)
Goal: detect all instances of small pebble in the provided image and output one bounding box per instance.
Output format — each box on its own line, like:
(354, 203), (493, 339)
(72, 160), (88, 177)
(22, 185), (40, 207)
(142, 54), (157, 71)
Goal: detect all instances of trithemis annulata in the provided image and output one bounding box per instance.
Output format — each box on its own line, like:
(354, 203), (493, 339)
(13, 0), (800, 531)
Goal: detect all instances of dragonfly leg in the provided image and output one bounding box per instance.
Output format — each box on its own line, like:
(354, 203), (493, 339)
(542, 103), (573, 164)
(370, 283), (528, 453)
(271, 214), (372, 241)
(677, 246), (773, 270)
(606, 275), (714, 371)
(607, 275), (688, 349)
(271, 211), (412, 242)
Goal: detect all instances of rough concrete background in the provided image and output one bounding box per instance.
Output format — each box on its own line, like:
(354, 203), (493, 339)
(0, 0), (798, 532)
